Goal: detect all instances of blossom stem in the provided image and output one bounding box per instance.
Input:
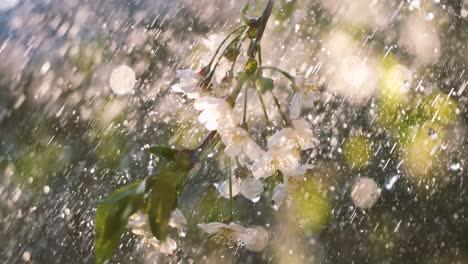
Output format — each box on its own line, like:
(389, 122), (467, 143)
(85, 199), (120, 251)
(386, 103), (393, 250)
(257, 89), (271, 127)
(261, 66), (294, 80)
(241, 85), (249, 127)
(248, 0), (274, 59)
(207, 25), (247, 69)
(195, 131), (217, 155)
(227, 157), (233, 219)
(261, 66), (298, 92)
(271, 90), (291, 126)
(181, 135), (220, 190)
(258, 46), (263, 68)
(208, 31), (247, 81)
(226, 73), (248, 106)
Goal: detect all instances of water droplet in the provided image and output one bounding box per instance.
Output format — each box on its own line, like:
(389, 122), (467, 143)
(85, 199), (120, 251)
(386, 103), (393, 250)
(403, 80), (410, 88)
(425, 12), (434, 20)
(449, 162), (461, 172)
(385, 174), (399, 190)
(251, 196), (261, 203)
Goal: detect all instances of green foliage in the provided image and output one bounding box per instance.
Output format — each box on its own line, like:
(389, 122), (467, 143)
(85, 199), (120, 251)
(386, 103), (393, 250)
(94, 181), (145, 264)
(94, 145), (195, 263)
(147, 163), (188, 239)
(241, 2), (249, 15)
(148, 145), (178, 161)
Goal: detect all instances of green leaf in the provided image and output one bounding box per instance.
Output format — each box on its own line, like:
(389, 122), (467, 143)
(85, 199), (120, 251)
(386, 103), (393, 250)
(95, 181), (145, 264)
(256, 76), (274, 93)
(241, 2), (249, 15)
(147, 164), (188, 239)
(148, 145), (177, 161)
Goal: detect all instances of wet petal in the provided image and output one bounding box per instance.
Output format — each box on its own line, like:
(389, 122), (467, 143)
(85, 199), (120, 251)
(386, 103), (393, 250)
(240, 177), (264, 201)
(251, 154), (275, 179)
(158, 237), (178, 255)
(271, 183), (287, 210)
(198, 222), (227, 234)
(289, 93), (303, 119)
(169, 209), (187, 231)
(236, 226), (269, 252)
(216, 177), (241, 199)
(245, 139), (264, 161)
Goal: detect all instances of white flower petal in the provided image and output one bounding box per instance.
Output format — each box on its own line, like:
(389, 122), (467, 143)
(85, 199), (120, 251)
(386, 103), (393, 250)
(275, 149), (301, 175)
(271, 183), (287, 210)
(158, 237), (178, 255)
(171, 70), (201, 98)
(198, 222), (227, 234)
(291, 119), (314, 150)
(295, 73), (305, 88)
(200, 222), (269, 252)
(220, 126), (264, 162)
(267, 128), (295, 150)
(240, 177), (264, 201)
(244, 139), (264, 161)
(194, 96), (238, 131)
(235, 226), (269, 252)
(289, 93), (303, 120)
(225, 222), (247, 233)
(169, 209), (187, 231)
(216, 177), (241, 199)
(251, 154), (275, 179)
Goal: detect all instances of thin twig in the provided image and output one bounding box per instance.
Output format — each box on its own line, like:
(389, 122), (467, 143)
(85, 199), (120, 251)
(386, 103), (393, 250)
(248, 0), (275, 59)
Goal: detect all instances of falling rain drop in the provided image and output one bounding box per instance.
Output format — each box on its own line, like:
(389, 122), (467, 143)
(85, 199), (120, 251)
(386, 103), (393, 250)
(385, 174), (400, 190)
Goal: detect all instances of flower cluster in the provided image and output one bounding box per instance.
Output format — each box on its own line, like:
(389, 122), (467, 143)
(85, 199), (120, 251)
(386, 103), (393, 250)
(171, 53), (317, 246)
